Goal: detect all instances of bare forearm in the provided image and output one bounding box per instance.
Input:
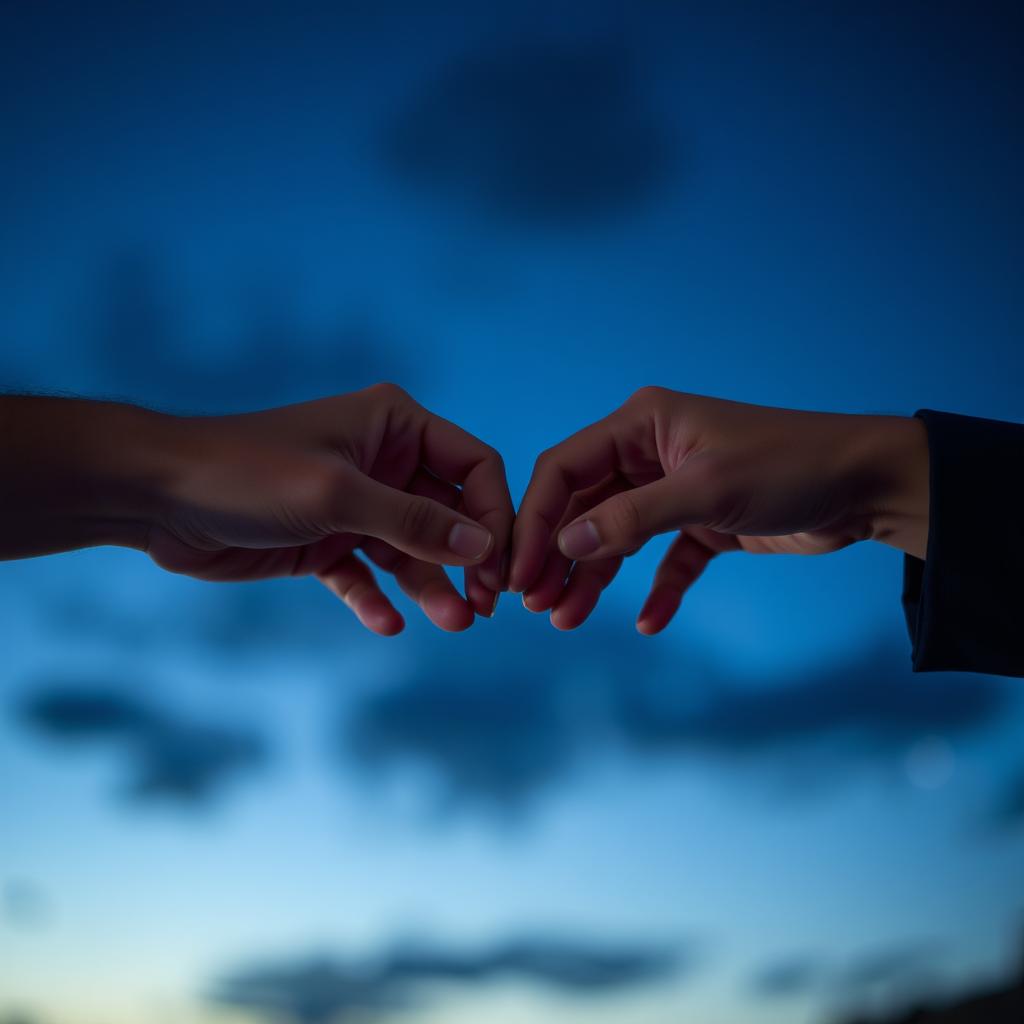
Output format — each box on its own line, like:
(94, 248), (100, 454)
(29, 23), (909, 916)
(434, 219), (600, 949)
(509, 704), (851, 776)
(0, 396), (178, 559)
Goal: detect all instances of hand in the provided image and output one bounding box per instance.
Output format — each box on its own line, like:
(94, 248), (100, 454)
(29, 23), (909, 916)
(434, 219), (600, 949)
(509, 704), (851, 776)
(144, 384), (513, 635)
(510, 387), (929, 634)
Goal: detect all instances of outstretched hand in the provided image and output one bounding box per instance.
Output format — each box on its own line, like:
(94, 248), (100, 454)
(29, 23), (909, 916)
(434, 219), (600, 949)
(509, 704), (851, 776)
(509, 387), (929, 634)
(0, 385), (928, 639)
(145, 383), (513, 636)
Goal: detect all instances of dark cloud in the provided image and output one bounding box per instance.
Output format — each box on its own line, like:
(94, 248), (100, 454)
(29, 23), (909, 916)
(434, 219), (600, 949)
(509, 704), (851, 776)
(340, 620), (1010, 816)
(838, 944), (944, 992)
(748, 944), (943, 1006)
(211, 957), (408, 1024)
(210, 935), (684, 1023)
(339, 616), (658, 815)
(615, 645), (1008, 770)
(749, 957), (823, 998)
(384, 42), (675, 226)
(17, 685), (268, 806)
(345, 660), (571, 814)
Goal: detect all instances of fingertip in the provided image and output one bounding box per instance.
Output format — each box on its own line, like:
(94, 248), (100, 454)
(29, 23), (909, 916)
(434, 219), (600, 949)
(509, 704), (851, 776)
(465, 573), (497, 617)
(477, 552), (504, 592)
(507, 563), (527, 595)
(364, 606), (405, 636)
(426, 590), (475, 632)
(550, 606), (582, 632)
(508, 534), (543, 594)
(635, 615), (662, 637)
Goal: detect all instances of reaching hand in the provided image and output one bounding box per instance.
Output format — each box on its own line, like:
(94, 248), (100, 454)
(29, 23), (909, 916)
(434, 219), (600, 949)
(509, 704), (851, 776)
(144, 384), (513, 635)
(510, 387), (928, 634)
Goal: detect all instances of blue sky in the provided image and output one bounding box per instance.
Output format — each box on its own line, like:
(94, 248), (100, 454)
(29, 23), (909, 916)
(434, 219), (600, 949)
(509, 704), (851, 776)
(1, 4), (1023, 1023)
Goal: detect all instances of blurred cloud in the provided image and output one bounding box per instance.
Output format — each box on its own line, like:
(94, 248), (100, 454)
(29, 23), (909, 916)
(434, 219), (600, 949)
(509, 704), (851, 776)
(749, 956), (823, 998)
(340, 617), (657, 815)
(345, 657), (572, 814)
(615, 645), (1008, 783)
(837, 944), (943, 992)
(210, 934), (684, 1023)
(384, 41), (675, 226)
(17, 684), (268, 806)
(340, 624), (1011, 816)
(749, 942), (946, 1017)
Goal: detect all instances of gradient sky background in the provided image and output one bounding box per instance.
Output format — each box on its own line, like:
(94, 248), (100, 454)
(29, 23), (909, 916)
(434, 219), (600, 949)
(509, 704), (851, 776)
(1, 3), (1023, 1023)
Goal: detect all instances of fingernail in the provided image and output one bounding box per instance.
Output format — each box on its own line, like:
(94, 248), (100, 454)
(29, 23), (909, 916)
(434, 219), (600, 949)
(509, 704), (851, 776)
(559, 519), (600, 559)
(448, 522), (492, 560)
(490, 591), (500, 616)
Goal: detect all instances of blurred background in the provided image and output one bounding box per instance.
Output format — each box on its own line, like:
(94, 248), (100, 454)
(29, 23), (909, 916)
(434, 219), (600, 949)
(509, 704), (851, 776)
(1, 2), (1023, 1022)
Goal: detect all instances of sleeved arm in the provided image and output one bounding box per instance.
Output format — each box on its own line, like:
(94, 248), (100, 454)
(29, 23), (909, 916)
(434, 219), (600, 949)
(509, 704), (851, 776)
(902, 408), (1024, 677)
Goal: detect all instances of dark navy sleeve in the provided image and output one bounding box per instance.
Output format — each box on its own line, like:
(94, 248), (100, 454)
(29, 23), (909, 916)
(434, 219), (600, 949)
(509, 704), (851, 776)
(902, 409), (1024, 677)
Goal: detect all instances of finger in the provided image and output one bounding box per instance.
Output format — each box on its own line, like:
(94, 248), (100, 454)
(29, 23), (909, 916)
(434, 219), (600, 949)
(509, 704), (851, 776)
(465, 568), (499, 618)
(362, 538), (474, 632)
(317, 552), (404, 636)
(339, 469), (494, 568)
(416, 410), (514, 593)
(408, 467), (461, 509)
(549, 555), (624, 631)
(408, 470), (496, 617)
(635, 529), (735, 635)
(557, 457), (722, 561)
(510, 414), (628, 594)
(459, 497), (500, 618)
(522, 472), (629, 613)
(521, 547), (572, 613)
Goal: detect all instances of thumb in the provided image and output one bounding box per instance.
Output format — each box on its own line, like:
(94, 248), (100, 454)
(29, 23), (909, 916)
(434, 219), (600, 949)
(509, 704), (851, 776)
(557, 467), (718, 560)
(343, 473), (494, 567)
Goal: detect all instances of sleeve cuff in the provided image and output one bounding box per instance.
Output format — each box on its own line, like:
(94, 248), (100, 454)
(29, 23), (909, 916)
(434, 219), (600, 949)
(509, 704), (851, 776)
(901, 409), (1024, 677)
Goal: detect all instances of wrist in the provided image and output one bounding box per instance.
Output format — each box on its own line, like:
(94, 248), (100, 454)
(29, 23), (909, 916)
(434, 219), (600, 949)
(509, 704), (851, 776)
(78, 402), (190, 551)
(0, 397), (188, 556)
(845, 414), (930, 559)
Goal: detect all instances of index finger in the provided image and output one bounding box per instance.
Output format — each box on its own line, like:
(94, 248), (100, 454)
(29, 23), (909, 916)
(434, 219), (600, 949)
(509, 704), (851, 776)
(509, 416), (623, 594)
(417, 407), (514, 593)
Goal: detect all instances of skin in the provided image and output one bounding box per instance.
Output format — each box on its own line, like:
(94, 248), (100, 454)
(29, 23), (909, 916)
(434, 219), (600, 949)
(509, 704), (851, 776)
(0, 385), (514, 636)
(0, 384), (930, 639)
(510, 387), (930, 634)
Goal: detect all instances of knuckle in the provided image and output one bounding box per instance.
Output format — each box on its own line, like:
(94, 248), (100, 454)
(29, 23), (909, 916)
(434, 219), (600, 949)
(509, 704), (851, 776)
(400, 495), (438, 540)
(366, 380), (409, 403)
(535, 444), (564, 472)
(629, 384), (670, 406)
(482, 443), (505, 471)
